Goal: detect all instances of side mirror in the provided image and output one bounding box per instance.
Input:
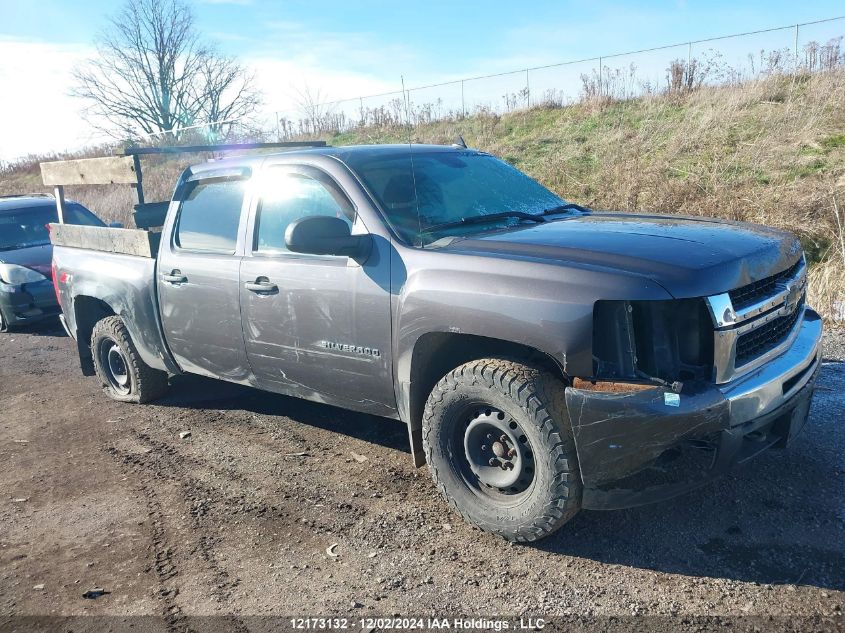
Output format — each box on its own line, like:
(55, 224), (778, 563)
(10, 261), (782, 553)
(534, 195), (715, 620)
(285, 216), (370, 259)
(108, 221), (124, 228)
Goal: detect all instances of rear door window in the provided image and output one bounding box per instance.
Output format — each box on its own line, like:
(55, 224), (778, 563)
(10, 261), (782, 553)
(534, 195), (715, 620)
(175, 177), (246, 253)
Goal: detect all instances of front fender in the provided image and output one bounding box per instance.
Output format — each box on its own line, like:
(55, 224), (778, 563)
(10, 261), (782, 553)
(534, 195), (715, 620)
(391, 247), (673, 424)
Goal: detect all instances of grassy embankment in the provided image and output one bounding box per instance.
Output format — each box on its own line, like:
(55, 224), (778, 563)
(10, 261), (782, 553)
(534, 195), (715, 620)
(1, 69), (843, 319)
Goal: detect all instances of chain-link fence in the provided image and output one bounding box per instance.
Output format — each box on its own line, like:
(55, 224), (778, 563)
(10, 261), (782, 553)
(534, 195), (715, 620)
(106, 16), (845, 149)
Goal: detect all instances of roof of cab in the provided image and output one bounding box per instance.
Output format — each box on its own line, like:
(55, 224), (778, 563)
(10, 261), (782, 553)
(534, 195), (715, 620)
(187, 144), (480, 175)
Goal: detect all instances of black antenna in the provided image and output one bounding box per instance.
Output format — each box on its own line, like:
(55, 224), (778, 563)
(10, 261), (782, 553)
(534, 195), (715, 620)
(401, 75), (423, 244)
(455, 135), (467, 149)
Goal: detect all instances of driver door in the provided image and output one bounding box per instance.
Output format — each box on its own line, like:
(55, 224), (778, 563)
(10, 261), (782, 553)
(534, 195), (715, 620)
(238, 164), (394, 416)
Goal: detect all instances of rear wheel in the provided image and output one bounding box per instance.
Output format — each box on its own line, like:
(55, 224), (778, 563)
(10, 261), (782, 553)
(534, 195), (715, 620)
(422, 358), (582, 542)
(0, 307), (8, 332)
(91, 316), (168, 403)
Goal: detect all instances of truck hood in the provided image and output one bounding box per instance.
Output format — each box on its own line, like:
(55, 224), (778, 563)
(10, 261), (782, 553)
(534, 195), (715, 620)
(0, 243), (53, 278)
(440, 212), (802, 298)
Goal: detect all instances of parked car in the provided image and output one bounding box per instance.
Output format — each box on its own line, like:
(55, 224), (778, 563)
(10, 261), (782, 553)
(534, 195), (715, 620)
(0, 194), (105, 331)
(48, 145), (822, 542)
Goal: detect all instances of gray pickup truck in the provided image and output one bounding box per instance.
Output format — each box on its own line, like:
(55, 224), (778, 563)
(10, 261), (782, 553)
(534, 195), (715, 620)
(49, 144), (822, 542)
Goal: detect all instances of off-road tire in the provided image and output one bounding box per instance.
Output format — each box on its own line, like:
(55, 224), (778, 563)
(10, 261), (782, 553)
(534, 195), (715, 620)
(91, 316), (168, 403)
(422, 358), (582, 542)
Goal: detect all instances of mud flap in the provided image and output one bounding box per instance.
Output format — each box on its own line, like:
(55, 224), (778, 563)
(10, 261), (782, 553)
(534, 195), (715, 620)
(78, 336), (96, 376)
(565, 385), (731, 509)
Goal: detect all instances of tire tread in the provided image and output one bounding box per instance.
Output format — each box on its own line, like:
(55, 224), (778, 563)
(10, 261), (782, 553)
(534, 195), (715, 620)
(91, 316), (168, 404)
(422, 358), (582, 542)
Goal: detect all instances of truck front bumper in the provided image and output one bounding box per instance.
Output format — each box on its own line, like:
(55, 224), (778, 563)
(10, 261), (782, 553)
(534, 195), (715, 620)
(0, 279), (60, 328)
(567, 308), (823, 510)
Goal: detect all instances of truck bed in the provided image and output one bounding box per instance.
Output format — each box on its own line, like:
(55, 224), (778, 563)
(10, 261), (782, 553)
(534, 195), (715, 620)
(49, 223), (161, 258)
(52, 243), (178, 375)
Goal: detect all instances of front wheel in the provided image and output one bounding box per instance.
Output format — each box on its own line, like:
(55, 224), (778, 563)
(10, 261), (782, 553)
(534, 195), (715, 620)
(91, 316), (168, 403)
(422, 358), (582, 542)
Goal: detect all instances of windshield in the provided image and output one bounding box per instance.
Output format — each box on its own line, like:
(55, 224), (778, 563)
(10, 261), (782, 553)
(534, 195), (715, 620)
(346, 151), (566, 245)
(0, 203), (104, 251)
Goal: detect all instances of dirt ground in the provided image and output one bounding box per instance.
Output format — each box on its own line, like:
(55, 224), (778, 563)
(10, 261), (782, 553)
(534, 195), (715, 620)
(1, 320), (843, 631)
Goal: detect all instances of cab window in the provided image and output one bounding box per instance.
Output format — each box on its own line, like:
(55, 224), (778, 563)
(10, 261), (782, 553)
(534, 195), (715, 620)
(253, 168), (354, 254)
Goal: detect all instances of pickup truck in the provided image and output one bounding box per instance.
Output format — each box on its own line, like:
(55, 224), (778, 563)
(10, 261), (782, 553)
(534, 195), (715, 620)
(48, 143), (823, 542)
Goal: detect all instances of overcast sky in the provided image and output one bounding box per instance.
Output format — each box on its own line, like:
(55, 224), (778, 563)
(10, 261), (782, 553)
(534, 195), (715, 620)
(0, 0), (843, 161)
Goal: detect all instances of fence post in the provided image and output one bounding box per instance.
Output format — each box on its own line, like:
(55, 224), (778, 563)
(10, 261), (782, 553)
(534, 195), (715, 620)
(53, 185), (65, 224)
(131, 153), (144, 206)
(526, 68), (530, 108)
(598, 56), (603, 98)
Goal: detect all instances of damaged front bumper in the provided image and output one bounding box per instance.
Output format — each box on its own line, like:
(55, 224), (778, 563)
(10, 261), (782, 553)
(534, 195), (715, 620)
(567, 308), (823, 510)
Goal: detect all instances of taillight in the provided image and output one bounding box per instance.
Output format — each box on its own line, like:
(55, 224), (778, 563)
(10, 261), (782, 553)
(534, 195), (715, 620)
(51, 260), (61, 304)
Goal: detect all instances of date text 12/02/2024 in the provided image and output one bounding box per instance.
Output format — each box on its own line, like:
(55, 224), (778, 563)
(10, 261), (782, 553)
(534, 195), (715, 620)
(290, 618), (547, 630)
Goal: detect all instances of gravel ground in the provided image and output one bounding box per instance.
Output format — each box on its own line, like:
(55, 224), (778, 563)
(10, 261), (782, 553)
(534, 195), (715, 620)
(0, 322), (843, 631)
(823, 326), (845, 361)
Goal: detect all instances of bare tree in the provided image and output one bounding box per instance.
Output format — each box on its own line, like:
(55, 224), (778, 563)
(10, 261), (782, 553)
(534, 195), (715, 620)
(193, 55), (262, 139)
(72, 0), (261, 141)
(293, 85), (337, 136)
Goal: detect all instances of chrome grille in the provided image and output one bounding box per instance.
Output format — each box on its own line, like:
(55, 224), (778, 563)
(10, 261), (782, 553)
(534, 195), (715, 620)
(735, 296), (804, 366)
(729, 259), (802, 311)
(705, 257), (807, 383)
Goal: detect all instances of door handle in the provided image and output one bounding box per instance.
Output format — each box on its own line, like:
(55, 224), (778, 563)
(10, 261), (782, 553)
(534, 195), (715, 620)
(161, 270), (187, 284)
(244, 278), (278, 293)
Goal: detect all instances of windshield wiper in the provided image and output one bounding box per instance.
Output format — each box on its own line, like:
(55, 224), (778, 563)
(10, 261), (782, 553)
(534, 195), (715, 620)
(541, 202), (592, 216)
(423, 210), (546, 234)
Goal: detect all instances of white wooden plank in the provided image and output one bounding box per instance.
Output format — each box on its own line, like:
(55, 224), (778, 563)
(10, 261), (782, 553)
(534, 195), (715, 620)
(49, 224), (160, 258)
(40, 156), (138, 186)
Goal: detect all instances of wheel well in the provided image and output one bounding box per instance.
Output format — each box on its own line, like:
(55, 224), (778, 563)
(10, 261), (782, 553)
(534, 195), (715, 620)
(73, 296), (116, 375)
(408, 333), (567, 432)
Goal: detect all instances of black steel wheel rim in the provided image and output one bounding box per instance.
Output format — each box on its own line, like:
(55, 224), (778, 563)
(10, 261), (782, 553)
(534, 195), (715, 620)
(99, 338), (131, 395)
(453, 405), (536, 503)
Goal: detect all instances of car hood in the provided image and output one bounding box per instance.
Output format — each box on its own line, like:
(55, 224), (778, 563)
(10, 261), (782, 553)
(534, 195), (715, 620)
(438, 212), (802, 298)
(0, 243), (53, 278)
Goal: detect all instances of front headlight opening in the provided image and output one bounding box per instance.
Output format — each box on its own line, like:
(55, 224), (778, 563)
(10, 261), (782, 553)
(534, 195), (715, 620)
(593, 299), (713, 383)
(0, 264), (48, 285)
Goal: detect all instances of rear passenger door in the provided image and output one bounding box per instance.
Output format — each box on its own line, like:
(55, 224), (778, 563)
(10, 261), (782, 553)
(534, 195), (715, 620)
(158, 169), (251, 382)
(238, 163), (394, 416)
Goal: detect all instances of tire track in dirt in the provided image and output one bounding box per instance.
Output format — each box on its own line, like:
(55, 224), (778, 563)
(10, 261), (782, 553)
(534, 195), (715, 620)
(105, 429), (306, 632)
(105, 445), (186, 633)
(105, 440), (249, 633)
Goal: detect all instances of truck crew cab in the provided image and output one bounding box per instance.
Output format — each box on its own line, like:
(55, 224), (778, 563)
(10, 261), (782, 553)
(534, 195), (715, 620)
(47, 144), (822, 541)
